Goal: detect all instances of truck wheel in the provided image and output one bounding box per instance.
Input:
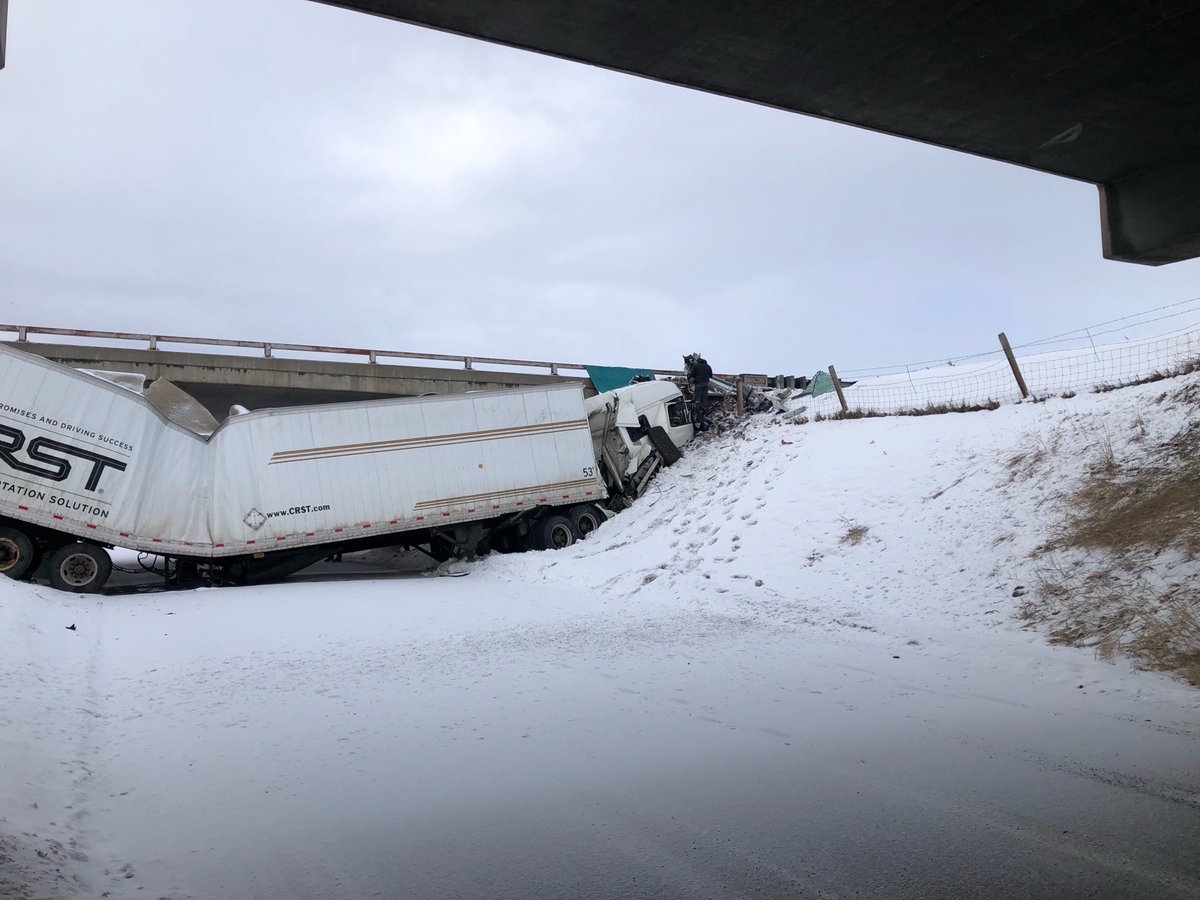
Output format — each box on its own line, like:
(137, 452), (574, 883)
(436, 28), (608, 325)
(534, 514), (576, 551)
(0, 526), (38, 581)
(568, 504), (604, 539)
(48, 543), (112, 594)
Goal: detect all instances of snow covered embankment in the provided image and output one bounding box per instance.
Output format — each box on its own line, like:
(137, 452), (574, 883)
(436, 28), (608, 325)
(482, 367), (1200, 684)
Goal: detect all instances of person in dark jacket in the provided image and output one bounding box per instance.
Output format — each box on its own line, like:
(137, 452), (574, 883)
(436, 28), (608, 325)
(687, 353), (713, 429)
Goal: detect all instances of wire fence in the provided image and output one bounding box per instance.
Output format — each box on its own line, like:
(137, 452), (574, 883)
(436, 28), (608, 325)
(794, 305), (1200, 419)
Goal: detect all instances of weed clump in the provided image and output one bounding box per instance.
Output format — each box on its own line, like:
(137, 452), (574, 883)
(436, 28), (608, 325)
(805, 399), (1000, 424)
(839, 519), (870, 546)
(1092, 356), (1200, 394)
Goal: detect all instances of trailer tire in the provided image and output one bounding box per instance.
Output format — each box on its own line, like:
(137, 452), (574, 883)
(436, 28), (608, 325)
(534, 514), (577, 551)
(47, 543), (112, 594)
(0, 526), (38, 581)
(568, 504), (604, 540)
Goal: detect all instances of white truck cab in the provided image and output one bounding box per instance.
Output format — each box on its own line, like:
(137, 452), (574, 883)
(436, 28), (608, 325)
(585, 381), (693, 475)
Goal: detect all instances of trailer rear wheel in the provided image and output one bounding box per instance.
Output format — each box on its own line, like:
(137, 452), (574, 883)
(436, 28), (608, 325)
(568, 504), (604, 539)
(534, 514), (577, 551)
(48, 543), (112, 594)
(0, 526), (38, 581)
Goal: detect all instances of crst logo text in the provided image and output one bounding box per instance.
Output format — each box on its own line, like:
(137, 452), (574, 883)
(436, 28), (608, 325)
(0, 424), (127, 492)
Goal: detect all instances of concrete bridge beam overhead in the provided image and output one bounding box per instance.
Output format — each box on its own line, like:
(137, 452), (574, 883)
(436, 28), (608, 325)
(315, 0), (1200, 265)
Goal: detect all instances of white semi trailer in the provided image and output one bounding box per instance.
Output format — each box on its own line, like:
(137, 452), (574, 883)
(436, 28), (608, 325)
(0, 344), (693, 592)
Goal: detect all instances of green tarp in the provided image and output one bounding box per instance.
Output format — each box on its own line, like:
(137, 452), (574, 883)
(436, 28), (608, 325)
(804, 370), (837, 398)
(586, 365), (655, 393)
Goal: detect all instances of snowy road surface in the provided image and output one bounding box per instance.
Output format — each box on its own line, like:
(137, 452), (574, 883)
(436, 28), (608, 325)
(4, 373), (1200, 898)
(8, 563), (1200, 899)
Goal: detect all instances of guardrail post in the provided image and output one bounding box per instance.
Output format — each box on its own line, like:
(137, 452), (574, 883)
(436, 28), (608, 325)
(998, 332), (1029, 398)
(464, 357), (473, 370)
(829, 365), (849, 414)
(550, 363), (559, 375)
(148, 335), (157, 351)
(17, 326), (27, 342)
(368, 350), (377, 364)
(263, 344), (272, 358)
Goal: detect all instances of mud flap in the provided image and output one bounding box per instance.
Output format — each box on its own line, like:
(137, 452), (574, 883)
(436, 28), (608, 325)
(646, 425), (682, 467)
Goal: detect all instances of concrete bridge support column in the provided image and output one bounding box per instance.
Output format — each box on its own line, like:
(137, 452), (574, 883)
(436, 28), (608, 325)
(1101, 157), (1200, 266)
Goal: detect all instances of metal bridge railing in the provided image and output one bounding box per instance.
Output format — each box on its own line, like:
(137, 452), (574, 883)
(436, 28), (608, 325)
(0, 324), (692, 378)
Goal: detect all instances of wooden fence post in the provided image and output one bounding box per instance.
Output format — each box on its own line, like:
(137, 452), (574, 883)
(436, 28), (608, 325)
(828, 365), (849, 414)
(735, 377), (745, 416)
(998, 332), (1030, 398)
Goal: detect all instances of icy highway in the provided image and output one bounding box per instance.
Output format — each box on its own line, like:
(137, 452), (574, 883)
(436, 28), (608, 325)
(4, 562), (1195, 900)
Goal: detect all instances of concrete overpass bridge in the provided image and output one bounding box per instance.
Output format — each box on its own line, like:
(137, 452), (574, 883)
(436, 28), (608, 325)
(1, 326), (670, 419)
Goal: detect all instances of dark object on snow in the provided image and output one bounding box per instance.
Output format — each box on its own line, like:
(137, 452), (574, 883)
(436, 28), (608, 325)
(739, 381), (782, 416)
(687, 355), (713, 385)
(647, 425), (683, 466)
(66, 624), (76, 631)
(683, 353), (714, 427)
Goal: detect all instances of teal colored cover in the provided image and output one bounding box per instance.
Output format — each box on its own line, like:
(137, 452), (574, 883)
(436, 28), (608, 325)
(587, 365), (655, 393)
(805, 370), (836, 397)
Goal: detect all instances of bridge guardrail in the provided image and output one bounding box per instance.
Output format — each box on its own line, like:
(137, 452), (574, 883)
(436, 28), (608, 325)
(0, 324), (697, 378)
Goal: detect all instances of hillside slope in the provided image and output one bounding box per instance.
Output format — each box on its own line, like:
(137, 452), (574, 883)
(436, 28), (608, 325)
(484, 365), (1199, 683)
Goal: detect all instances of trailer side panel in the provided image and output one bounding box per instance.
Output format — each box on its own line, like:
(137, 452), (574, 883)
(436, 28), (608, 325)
(207, 385), (606, 554)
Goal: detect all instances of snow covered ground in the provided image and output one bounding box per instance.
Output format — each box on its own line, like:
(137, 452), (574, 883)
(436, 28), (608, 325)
(3, 370), (1200, 898)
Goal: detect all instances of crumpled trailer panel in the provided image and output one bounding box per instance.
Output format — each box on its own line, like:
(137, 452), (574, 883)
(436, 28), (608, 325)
(0, 347), (209, 554)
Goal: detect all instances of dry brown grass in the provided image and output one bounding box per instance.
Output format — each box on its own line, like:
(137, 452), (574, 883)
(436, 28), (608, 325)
(1006, 427), (1068, 483)
(1027, 561), (1200, 685)
(1054, 415), (1200, 557)
(807, 399), (1000, 424)
(1092, 356), (1200, 394)
(1026, 379), (1200, 685)
(840, 519), (870, 546)
(899, 399), (1001, 416)
(813, 409), (886, 422)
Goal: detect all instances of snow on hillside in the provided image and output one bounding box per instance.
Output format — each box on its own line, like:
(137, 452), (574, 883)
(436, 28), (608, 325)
(483, 365), (1198, 674)
(2, 369), (1199, 897)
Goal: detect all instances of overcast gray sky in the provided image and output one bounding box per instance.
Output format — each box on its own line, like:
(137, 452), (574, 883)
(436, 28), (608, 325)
(2, 0), (1198, 376)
